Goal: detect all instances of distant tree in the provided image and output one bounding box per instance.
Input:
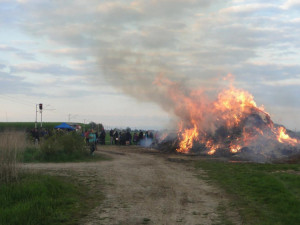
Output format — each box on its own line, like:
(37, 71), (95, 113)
(98, 123), (104, 131)
(126, 127), (131, 132)
(89, 122), (97, 129)
(88, 122), (104, 132)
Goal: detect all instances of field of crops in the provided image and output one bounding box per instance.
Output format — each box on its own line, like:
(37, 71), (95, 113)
(0, 122), (63, 131)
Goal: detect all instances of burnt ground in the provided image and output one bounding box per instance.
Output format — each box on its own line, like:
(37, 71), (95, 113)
(22, 145), (241, 225)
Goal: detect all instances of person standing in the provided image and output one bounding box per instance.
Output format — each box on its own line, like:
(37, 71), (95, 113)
(113, 130), (119, 145)
(84, 130), (90, 144)
(100, 128), (106, 145)
(145, 131), (149, 140)
(32, 128), (40, 145)
(110, 129), (114, 145)
(126, 130), (132, 145)
(138, 131), (144, 145)
(133, 132), (138, 145)
(149, 131), (153, 141)
(89, 129), (97, 155)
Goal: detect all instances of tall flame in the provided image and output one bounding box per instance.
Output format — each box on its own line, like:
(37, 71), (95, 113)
(177, 123), (198, 153)
(214, 86), (258, 128)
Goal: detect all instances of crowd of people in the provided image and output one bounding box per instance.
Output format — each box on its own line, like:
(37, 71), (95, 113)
(83, 128), (156, 146)
(108, 129), (155, 146)
(83, 128), (106, 145)
(83, 128), (156, 154)
(29, 126), (157, 156)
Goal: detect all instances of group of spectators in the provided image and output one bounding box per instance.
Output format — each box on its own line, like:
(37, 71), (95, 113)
(83, 129), (106, 145)
(109, 129), (132, 145)
(83, 129), (107, 155)
(109, 129), (155, 146)
(29, 126), (157, 155)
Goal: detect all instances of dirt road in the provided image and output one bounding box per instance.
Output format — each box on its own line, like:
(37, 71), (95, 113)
(23, 145), (239, 225)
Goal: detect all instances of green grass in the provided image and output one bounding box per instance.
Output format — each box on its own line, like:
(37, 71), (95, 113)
(0, 122), (64, 131)
(0, 173), (102, 225)
(195, 160), (300, 225)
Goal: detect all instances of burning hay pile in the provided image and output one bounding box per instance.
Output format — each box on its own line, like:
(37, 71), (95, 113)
(155, 76), (300, 163)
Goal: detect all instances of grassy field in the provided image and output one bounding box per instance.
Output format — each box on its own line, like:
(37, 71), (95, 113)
(0, 173), (103, 225)
(195, 160), (300, 225)
(0, 122), (101, 132)
(0, 122), (63, 131)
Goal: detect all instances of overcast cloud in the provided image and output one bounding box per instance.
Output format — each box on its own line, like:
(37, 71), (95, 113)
(0, 0), (300, 129)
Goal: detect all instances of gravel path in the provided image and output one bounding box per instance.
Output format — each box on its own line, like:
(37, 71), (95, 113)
(22, 145), (240, 225)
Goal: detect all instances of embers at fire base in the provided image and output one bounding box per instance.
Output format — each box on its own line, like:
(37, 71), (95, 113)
(156, 130), (300, 163)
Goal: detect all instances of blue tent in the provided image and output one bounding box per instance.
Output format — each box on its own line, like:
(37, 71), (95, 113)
(54, 123), (75, 130)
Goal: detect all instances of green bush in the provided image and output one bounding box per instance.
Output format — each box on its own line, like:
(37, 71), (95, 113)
(25, 132), (88, 162)
(22, 132), (111, 163)
(40, 132), (88, 161)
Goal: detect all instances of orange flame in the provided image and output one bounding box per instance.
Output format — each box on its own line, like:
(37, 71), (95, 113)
(214, 86), (258, 128)
(155, 75), (299, 154)
(177, 123), (199, 153)
(277, 127), (298, 146)
(230, 144), (242, 153)
(206, 140), (219, 155)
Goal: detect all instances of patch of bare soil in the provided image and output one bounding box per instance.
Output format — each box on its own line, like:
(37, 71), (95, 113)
(22, 145), (241, 225)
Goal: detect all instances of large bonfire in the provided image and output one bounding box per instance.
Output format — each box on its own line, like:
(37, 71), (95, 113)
(155, 75), (300, 162)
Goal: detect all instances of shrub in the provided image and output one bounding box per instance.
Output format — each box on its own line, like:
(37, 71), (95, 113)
(39, 132), (88, 161)
(0, 131), (27, 184)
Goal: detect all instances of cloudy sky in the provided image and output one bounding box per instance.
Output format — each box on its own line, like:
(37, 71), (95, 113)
(0, 0), (300, 130)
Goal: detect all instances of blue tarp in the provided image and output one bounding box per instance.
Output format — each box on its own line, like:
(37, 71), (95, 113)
(54, 123), (75, 130)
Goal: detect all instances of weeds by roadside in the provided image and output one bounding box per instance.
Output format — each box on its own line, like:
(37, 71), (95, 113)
(0, 174), (99, 225)
(22, 131), (111, 162)
(0, 131), (27, 184)
(22, 132), (89, 162)
(0, 130), (107, 224)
